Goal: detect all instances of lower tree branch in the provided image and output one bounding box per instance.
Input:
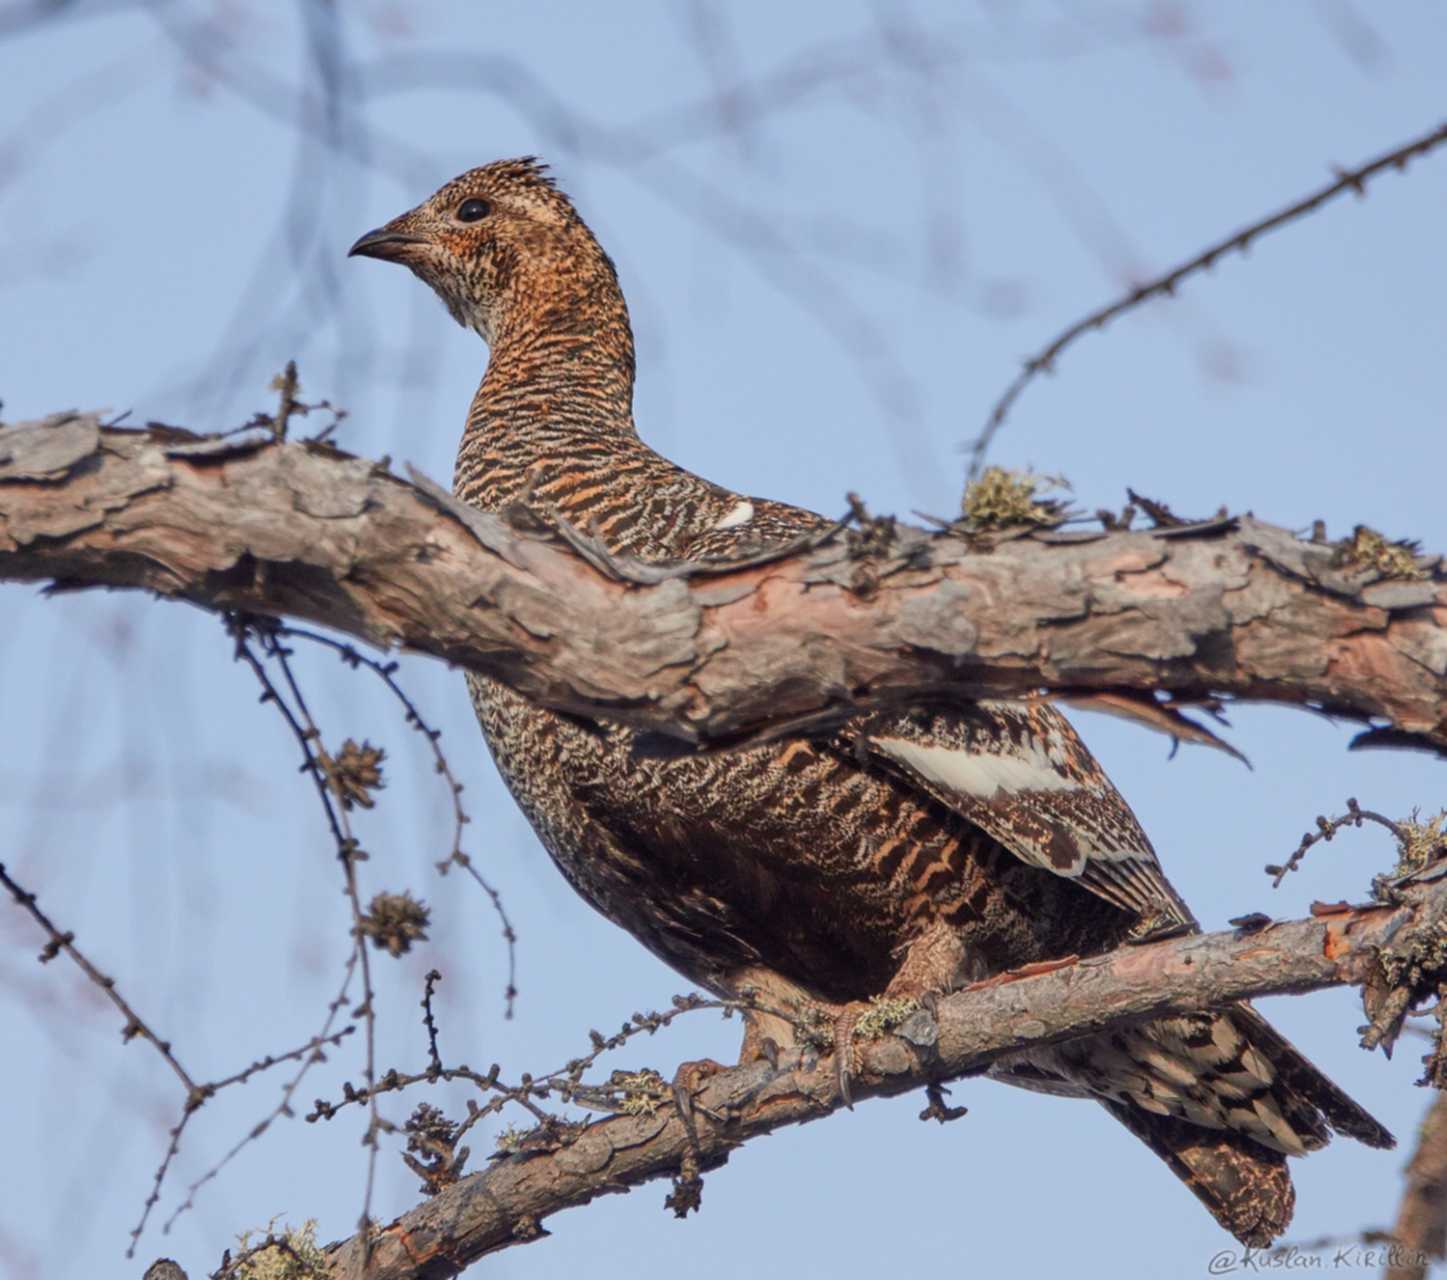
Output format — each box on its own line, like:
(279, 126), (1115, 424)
(1, 415), (1443, 753)
(312, 882), (1441, 1278)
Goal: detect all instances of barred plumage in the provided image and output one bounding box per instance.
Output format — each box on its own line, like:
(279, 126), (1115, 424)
(350, 157), (1392, 1245)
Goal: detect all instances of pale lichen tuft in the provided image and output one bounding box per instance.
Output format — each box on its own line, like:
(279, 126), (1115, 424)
(614, 1068), (668, 1116)
(230, 1218), (326, 1280)
(962, 467), (1069, 529)
(1334, 525), (1426, 580)
(852, 996), (921, 1041)
(1392, 809), (1447, 881)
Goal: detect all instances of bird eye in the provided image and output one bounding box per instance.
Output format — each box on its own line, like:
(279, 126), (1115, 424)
(456, 198), (490, 222)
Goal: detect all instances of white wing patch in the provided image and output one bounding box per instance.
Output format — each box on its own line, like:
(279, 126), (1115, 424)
(712, 499), (754, 530)
(863, 703), (1196, 929)
(873, 737), (1074, 799)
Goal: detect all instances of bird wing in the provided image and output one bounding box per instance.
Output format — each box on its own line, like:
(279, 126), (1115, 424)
(678, 488), (1194, 935)
(850, 699), (1197, 935)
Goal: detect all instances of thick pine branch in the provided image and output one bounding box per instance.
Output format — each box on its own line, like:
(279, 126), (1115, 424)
(2, 414), (1442, 752)
(315, 884), (1439, 1276)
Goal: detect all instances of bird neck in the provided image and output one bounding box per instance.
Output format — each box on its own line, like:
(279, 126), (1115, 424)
(453, 282), (639, 510)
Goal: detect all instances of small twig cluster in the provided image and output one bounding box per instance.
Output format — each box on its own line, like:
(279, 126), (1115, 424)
(267, 621), (519, 1018)
(304, 987), (805, 1207)
(224, 613), (385, 1232)
(1262, 799), (1447, 1083)
(0, 861), (353, 1259)
(243, 362), (348, 444)
(163, 955), (362, 1237)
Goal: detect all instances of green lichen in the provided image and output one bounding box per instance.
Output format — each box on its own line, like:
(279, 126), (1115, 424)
(794, 1003), (837, 1051)
(961, 467), (1069, 529)
(1335, 525), (1426, 580)
(615, 1069), (667, 1116)
(852, 996), (921, 1041)
(230, 1219), (326, 1280)
(494, 1123), (526, 1153)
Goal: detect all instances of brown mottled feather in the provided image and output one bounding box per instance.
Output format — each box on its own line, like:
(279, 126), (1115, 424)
(1100, 1102), (1296, 1246)
(349, 157), (1392, 1245)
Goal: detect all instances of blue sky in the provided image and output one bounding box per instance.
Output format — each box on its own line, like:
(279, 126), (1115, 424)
(3, 3), (1445, 1276)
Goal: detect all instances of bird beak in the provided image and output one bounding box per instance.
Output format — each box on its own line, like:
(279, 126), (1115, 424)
(347, 223), (429, 261)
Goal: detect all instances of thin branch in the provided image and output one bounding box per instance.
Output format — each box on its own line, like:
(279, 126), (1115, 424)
(272, 622), (518, 1018)
(305, 993), (774, 1140)
(420, 969), (443, 1078)
(1264, 797), (1403, 888)
(163, 952), (360, 1234)
(0, 861), (196, 1094)
(226, 616), (384, 1237)
(314, 881), (1441, 1277)
(967, 118), (1447, 478)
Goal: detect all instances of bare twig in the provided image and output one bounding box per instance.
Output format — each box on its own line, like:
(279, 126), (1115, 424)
(1264, 797), (1403, 888)
(226, 615), (383, 1237)
(0, 862), (197, 1094)
(271, 622), (518, 1018)
(163, 952), (361, 1234)
(0, 862), (210, 1257)
(967, 118), (1447, 478)
(421, 969), (443, 1078)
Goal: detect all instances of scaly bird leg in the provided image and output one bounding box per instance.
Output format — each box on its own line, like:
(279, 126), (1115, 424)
(835, 922), (975, 1108)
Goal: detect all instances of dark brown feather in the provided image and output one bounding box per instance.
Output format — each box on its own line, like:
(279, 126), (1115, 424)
(1101, 1102), (1296, 1247)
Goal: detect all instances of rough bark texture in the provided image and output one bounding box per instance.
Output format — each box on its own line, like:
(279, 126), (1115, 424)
(2, 414), (1444, 752)
(308, 885), (1441, 1277)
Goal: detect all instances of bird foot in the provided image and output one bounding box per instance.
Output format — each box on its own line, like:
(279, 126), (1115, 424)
(670, 1057), (726, 1096)
(829, 993), (931, 1110)
(834, 1006), (861, 1110)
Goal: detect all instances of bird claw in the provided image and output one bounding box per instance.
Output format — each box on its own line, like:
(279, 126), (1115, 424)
(834, 1009), (860, 1110)
(831, 991), (942, 1108)
(671, 1057), (726, 1096)
(758, 1036), (780, 1071)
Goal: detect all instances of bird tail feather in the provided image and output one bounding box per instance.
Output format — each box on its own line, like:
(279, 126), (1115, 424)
(1100, 1099), (1296, 1246)
(993, 1003), (1393, 1245)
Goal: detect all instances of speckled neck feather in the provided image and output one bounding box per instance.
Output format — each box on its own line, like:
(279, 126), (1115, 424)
(455, 226), (639, 513)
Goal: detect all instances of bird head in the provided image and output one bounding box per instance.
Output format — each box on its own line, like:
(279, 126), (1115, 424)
(348, 157), (617, 346)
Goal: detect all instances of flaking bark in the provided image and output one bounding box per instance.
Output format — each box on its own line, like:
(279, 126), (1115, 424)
(2, 414), (1442, 753)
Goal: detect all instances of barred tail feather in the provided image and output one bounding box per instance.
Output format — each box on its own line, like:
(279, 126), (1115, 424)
(993, 1003), (1393, 1244)
(1227, 1006), (1395, 1150)
(1101, 1101), (1296, 1246)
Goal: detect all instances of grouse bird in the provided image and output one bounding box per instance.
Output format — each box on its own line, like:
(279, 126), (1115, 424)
(349, 157), (1392, 1245)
